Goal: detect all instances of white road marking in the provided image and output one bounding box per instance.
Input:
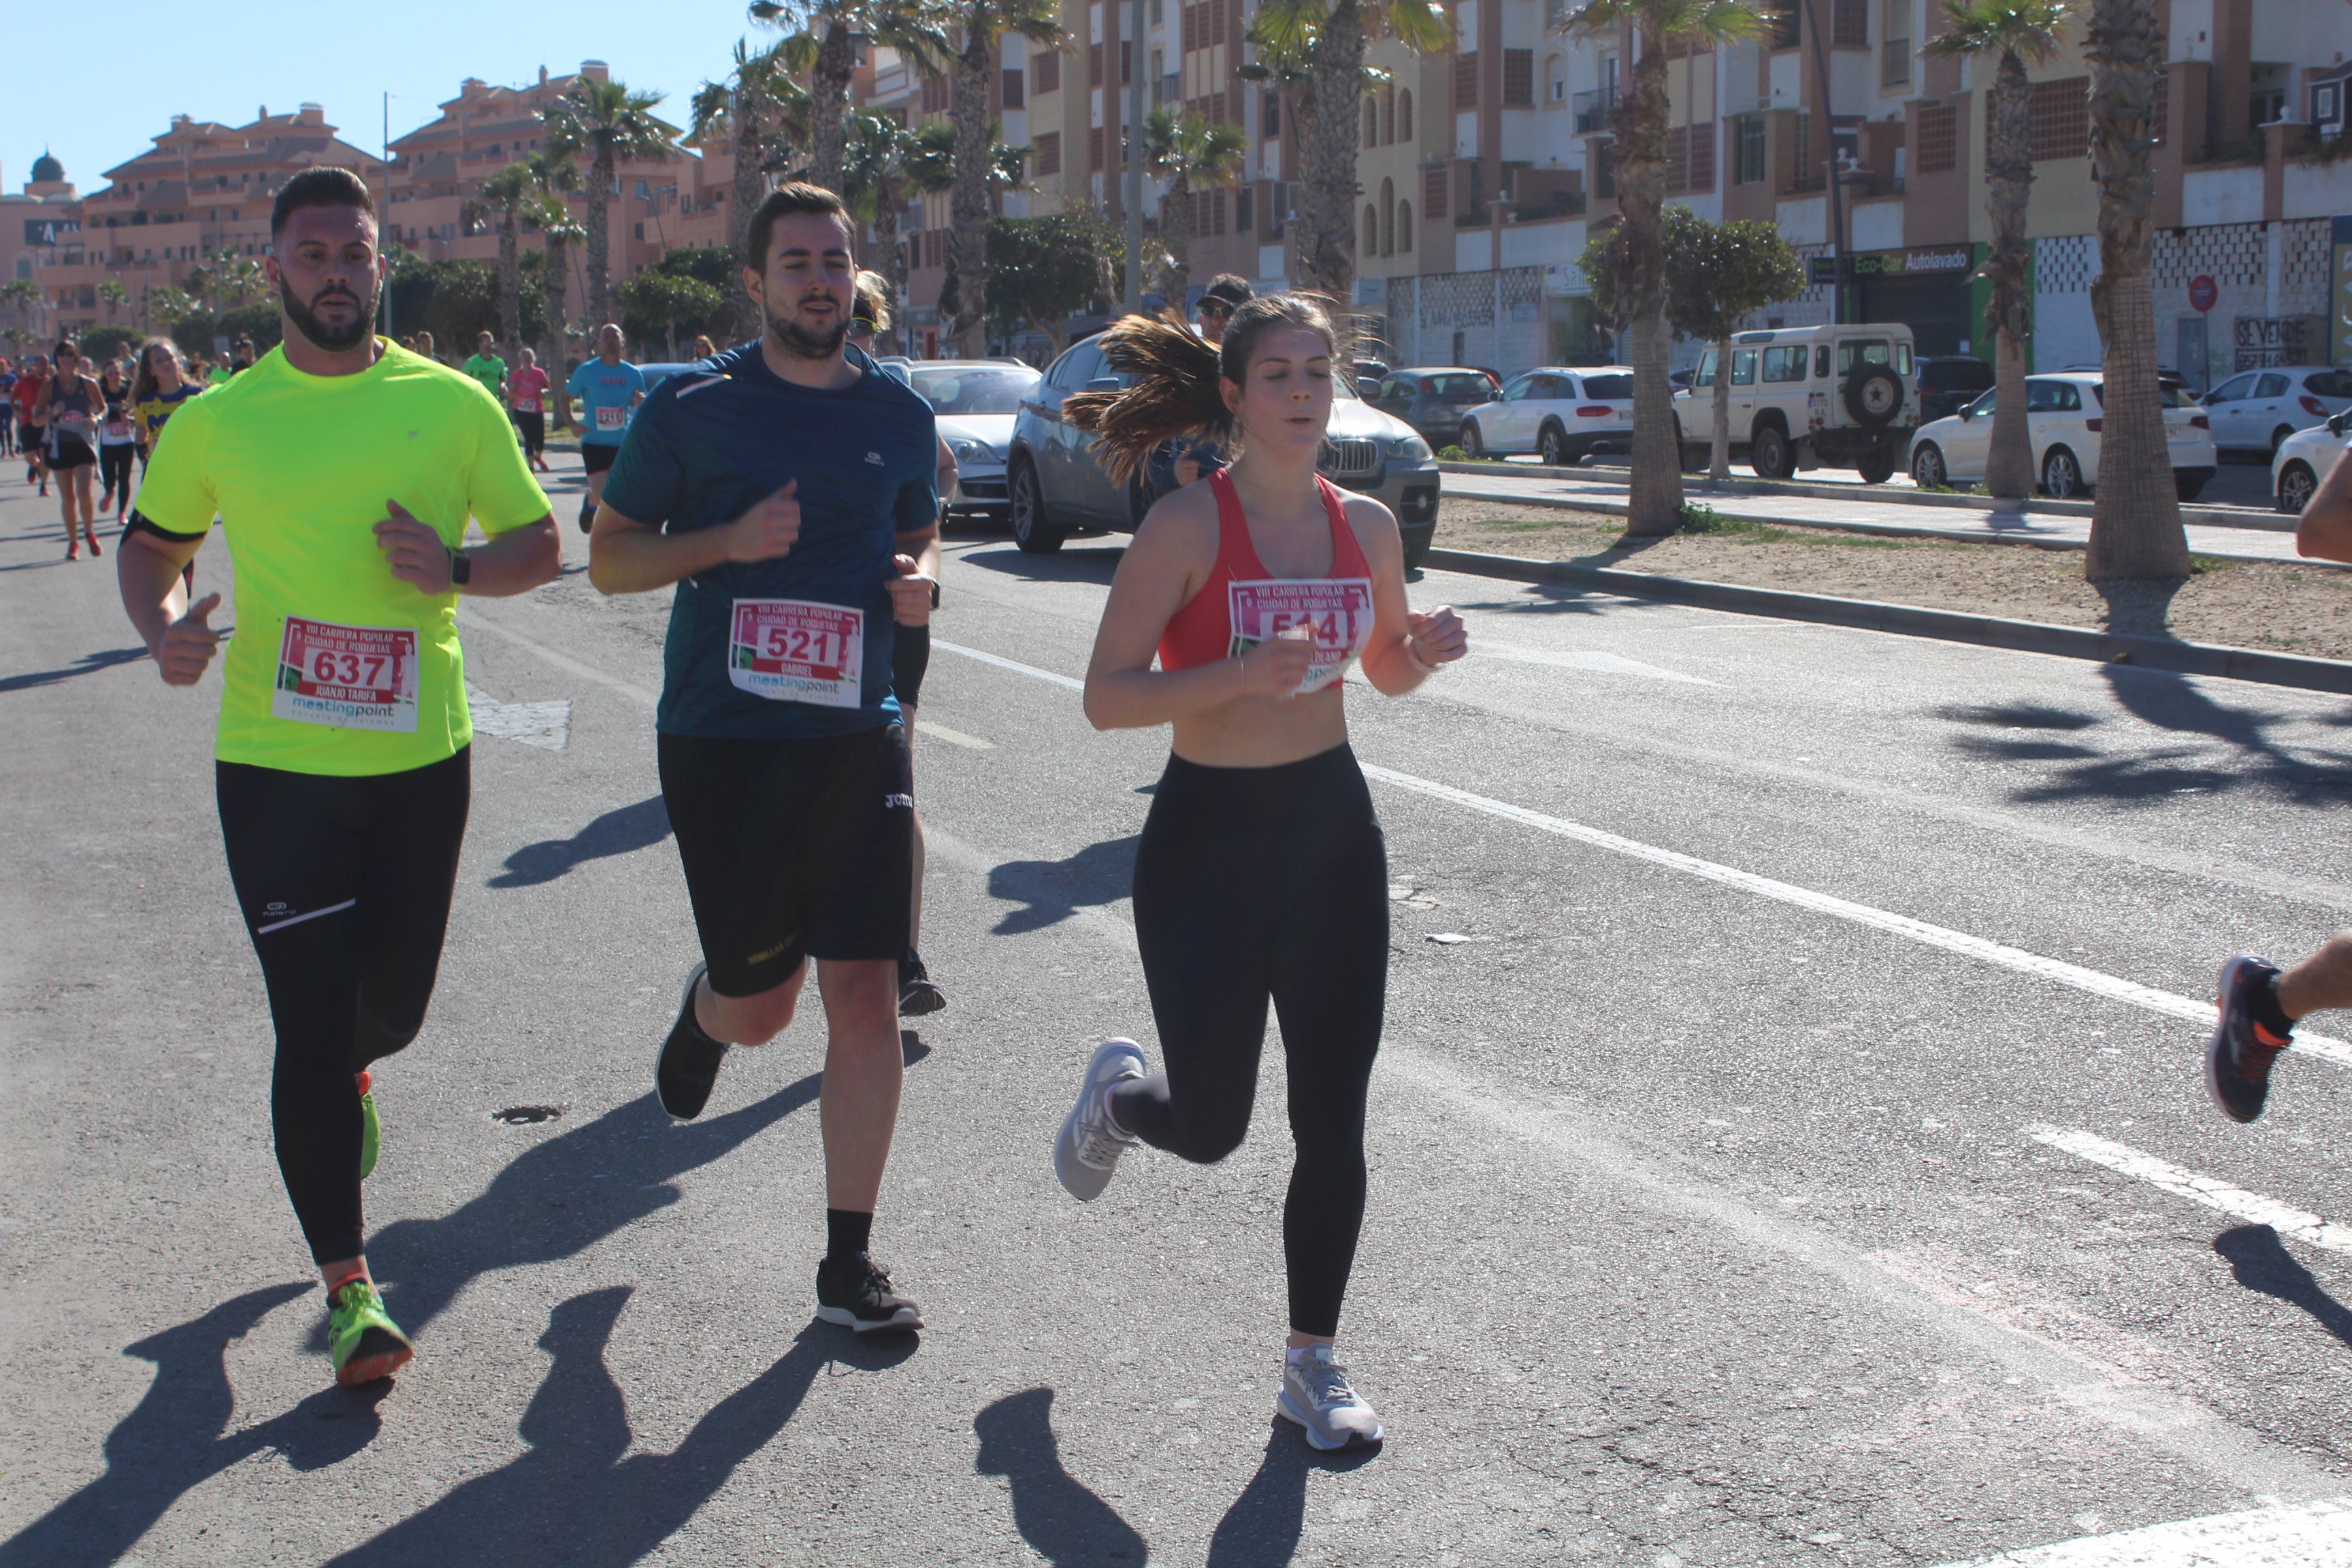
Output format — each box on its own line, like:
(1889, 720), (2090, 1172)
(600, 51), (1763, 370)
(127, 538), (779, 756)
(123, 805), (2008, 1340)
(929, 637), (2352, 1071)
(2027, 1126), (2352, 1256)
(457, 606), (660, 708)
(1473, 642), (1718, 685)
(914, 719), (994, 749)
(1931, 1497), (2352, 1567)
(466, 683), (572, 751)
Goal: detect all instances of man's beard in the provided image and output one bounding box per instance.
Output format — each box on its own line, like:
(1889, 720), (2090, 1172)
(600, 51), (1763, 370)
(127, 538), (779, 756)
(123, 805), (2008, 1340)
(765, 300), (848, 361)
(281, 276), (377, 353)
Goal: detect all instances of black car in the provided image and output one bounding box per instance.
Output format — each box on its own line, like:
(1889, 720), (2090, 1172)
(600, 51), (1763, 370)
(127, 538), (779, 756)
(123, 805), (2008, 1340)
(1916, 355), (1995, 424)
(1368, 368), (1502, 446)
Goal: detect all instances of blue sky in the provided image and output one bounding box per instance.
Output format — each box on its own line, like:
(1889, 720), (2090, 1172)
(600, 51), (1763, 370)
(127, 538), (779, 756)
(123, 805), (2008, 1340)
(5, 1), (763, 195)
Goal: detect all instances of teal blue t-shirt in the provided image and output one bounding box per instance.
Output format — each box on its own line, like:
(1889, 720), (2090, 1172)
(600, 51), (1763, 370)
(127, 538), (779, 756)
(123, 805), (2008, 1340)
(566, 358), (644, 445)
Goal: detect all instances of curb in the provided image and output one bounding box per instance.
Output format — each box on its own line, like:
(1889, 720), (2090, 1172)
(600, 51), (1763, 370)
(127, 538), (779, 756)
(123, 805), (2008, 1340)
(1422, 546), (2352, 697)
(1435, 461), (2287, 534)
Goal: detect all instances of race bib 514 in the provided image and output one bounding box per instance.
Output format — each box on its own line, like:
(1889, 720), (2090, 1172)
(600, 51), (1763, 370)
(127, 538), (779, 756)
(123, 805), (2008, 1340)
(728, 598), (864, 708)
(1228, 578), (1375, 695)
(273, 617), (421, 732)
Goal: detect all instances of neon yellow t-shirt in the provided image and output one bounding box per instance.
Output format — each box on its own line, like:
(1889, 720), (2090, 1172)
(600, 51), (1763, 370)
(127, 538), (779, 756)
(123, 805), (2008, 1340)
(135, 339), (551, 776)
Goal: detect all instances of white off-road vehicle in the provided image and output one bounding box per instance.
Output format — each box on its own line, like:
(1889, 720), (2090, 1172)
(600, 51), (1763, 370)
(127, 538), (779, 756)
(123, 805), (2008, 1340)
(1673, 323), (1920, 483)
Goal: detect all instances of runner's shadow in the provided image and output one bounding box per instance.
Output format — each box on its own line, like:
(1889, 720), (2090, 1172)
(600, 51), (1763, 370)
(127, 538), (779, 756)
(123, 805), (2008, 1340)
(974, 1388), (1149, 1565)
(1203, 1418), (1381, 1568)
(323, 1287), (913, 1565)
(487, 795), (671, 888)
(987, 835), (1140, 935)
(357, 1080), (819, 1342)
(2214, 1224), (2352, 1348)
(0, 647), (146, 693)
(0, 1282), (388, 1568)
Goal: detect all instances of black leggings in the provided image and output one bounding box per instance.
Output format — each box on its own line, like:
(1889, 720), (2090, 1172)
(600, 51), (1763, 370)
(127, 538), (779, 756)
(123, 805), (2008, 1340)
(1108, 744), (1388, 1337)
(99, 442), (134, 503)
(216, 749), (471, 1264)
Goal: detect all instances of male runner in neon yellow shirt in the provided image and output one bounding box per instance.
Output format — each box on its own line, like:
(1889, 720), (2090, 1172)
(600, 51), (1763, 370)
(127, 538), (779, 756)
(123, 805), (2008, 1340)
(116, 166), (560, 1390)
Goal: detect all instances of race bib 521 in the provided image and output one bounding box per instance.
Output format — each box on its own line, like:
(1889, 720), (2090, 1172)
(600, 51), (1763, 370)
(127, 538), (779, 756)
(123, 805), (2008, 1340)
(728, 598), (864, 708)
(1227, 577), (1375, 695)
(272, 617), (421, 732)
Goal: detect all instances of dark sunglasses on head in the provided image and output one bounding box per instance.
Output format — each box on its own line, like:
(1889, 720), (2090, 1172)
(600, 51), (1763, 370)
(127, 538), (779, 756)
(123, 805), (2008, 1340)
(1199, 301), (1233, 318)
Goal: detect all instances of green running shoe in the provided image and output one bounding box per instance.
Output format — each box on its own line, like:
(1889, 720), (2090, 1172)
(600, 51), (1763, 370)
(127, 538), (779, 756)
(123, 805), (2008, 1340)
(329, 1277), (413, 1388)
(357, 1070), (380, 1181)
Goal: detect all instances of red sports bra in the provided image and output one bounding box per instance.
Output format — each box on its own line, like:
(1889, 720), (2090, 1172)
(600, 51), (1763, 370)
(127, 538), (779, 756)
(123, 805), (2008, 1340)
(1159, 468), (1376, 694)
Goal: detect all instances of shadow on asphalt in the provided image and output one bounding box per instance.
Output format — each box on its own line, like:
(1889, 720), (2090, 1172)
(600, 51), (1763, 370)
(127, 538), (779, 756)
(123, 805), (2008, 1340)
(1204, 1416), (1382, 1567)
(956, 544), (1125, 586)
(975, 1388), (1149, 1564)
(987, 834), (1139, 934)
(321, 1288), (917, 1565)
(2214, 1224), (2352, 1348)
(487, 794), (672, 888)
(0, 646), (146, 693)
(0, 1282), (384, 1568)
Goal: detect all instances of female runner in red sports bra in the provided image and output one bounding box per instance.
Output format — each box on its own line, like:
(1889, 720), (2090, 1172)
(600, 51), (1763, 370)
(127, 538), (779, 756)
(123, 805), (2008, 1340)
(1052, 293), (1467, 1452)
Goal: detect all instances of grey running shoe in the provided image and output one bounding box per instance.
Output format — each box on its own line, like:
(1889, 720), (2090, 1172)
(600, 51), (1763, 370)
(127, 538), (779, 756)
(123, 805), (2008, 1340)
(2206, 955), (2289, 1125)
(654, 962), (729, 1121)
(815, 1254), (924, 1333)
(1054, 1039), (1145, 1202)
(1278, 1345), (1384, 1451)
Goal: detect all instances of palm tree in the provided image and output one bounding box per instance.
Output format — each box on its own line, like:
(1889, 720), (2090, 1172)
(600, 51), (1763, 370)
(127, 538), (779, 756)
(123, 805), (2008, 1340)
(841, 111), (924, 349)
(529, 195), (588, 385)
(693, 37), (812, 339)
(751, 0), (951, 194)
(0, 278), (39, 332)
(2082, 0), (2188, 578)
(1142, 110), (1249, 308)
(1927, 0), (2068, 501)
(1557, 0), (1767, 536)
(542, 76), (674, 329)
(478, 163), (536, 362)
(1244, 0), (1453, 303)
(98, 279), (129, 327)
(944, 0), (1067, 357)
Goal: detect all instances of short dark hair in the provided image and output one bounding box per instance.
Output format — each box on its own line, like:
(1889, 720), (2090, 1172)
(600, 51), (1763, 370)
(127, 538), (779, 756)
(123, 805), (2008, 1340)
(745, 182), (853, 276)
(271, 165), (376, 238)
(1202, 274), (1254, 309)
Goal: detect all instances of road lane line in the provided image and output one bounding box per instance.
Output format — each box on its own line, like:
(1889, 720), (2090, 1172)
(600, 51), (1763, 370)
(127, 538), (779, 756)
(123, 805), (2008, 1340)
(1472, 642), (1718, 685)
(457, 605), (660, 708)
(2027, 1126), (2352, 1256)
(1931, 1497), (2352, 1567)
(914, 719), (994, 749)
(928, 636), (2352, 1070)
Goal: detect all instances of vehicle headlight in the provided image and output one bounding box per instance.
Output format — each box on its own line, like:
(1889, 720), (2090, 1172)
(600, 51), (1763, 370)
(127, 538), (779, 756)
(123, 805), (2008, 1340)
(1386, 433), (1433, 461)
(949, 438), (1000, 468)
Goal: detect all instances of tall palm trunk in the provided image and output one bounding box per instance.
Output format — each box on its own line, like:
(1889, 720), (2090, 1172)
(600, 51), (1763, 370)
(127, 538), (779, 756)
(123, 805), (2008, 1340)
(731, 94), (770, 342)
(2082, 0), (2187, 578)
(873, 170), (908, 354)
(585, 150), (615, 328)
(811, 23), (857, 192)
(1618, 23), (1684, 535)
(543, 235), (571, 384)
(1982, 49), (2036, 499)
(1296, 1), (1367, 303)
(1709, 335), (1733, 483)
(497, 212), (523, 363)
(949, 29), (998, 357)
(1159, 174), (1195, 304)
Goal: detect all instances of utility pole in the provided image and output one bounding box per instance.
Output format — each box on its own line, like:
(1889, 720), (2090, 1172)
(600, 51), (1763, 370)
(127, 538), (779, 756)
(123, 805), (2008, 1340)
(1799, 0), (1845, 324)
(382, 92), (396, 336)
(1122, 0), (1147, 312)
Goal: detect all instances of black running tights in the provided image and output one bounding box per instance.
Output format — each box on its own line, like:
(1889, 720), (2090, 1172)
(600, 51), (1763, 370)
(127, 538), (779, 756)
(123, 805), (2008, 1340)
(216, 749), (470, 1264)
(1108, 745), (1388, 1338)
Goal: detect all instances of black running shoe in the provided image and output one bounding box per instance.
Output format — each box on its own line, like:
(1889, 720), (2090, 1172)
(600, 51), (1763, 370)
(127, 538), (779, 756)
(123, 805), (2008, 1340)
(654, 962), (729, 1121)
(576, 500), (595, 534)
(2206, 955), (2291, 1124)
(815, 1254), (924, 1333)
(898, 950), (946, 1017)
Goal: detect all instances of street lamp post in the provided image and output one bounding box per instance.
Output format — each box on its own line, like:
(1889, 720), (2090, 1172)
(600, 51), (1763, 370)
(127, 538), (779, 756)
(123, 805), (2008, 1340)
(1123, 0), (1147, 313)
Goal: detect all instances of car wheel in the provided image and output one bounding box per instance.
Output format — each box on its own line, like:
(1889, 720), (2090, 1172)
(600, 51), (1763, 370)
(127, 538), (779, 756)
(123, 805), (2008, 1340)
(1460, 421), (1485, 459)
(1009, 458), (1066, 554)
(1910, 442), (1947, 489)
(1401, 528), (1433, 571)
(2174, 472), (2207, 502)
(2278, 460), (2319, 514)
(1750, 423), (1794, 480)
(1855, 445), (1897, 485)
(2041, 446), (2084, 500)
(1538, 423), (1570, 467)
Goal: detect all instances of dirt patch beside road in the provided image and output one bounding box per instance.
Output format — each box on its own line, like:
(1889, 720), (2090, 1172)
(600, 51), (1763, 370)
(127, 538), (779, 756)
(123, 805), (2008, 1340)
(1434, 500), (2352, 663)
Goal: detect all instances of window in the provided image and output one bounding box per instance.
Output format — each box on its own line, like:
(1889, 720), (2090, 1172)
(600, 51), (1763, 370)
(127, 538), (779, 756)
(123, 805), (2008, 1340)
(1365, 204), (1379, 255)
(1003, 67), (1025, 108)
(1916, 100), (1957, 173)
(1151, 0), (1162, 20)
(1838, 340), (1893, 372)
(1736, 114), (1767, 184)
(2025, 379), (2070, 412)
(1503, 50), (1534, 108)
(1365, 99), (1379, 148)
(1731, 348), (1758, 385)
(2255, 373), (2290, 397)
(1122, 40), (1132, 85)
(1383, 90), (1395, 144)
(1762, 344), (1808, 382)
(1695, 349), (1719, 387)
(1499, 374), (1535, 401)
(1262, 91), (1281, 138)
(1424, 164), (1450, 220)
(1832, 0), (1867, 47)
(1882, 0), (1910, 87)
(1034, 49), (1060, 94)
(1396, 199), (1412, 250)
(1234, 186), (1252, 230)
(1090, 43), (1102, 86)
(1195, 188), (1226, 235)
(1035, 131), (1062, 176)
(1399, 89), (1412, 141)
(1814, 346), (1831, 378)
(2204, 373), (2254, 403)
(2027, 76), (2089, 161)
(1089, 125), (1105, 170)
(2304, 372), (2352, 398)
(1379, 178), (1394, 251)
(1455, 52), (1480, 112)
(1580, 373), (1631, 399)
(922, 75), (950, 113)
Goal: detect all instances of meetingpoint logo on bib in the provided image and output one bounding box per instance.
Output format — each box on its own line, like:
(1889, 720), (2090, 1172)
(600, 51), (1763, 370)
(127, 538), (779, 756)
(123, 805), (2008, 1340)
(273, 616), (421, 732)
(728, 598), (865, 708)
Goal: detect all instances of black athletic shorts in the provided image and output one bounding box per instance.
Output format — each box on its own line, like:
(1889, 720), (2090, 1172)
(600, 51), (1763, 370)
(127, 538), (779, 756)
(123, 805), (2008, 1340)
(892, 623), (930, 713)
(581, 442), (620, 475)
(49, 431), (95, 470)
(657, 724), (914, 996)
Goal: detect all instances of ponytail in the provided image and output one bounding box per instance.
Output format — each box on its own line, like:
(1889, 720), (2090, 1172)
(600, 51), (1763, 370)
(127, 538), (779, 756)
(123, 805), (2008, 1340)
(1062, 308), (1228, 485)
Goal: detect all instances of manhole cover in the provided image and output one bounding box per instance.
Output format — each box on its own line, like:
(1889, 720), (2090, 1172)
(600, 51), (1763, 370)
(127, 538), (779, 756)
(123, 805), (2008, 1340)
(490, 1105), (565, 1125)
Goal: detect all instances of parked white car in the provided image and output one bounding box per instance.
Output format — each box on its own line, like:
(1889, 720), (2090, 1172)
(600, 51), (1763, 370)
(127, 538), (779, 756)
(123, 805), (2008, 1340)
(2198, 365), (2352, 457)
(2272, 412), (2351, 514)
(1458, 365), (1633, 466)
(1906, 372), (2218, 500)
(896, 359), (1041, 522)
(1671, 323), (1921, 483)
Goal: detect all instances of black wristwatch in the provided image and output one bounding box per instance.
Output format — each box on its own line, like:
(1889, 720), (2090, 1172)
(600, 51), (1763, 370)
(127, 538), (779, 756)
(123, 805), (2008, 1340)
(930, 579), (941, 610)
(448, 548), (472, 587)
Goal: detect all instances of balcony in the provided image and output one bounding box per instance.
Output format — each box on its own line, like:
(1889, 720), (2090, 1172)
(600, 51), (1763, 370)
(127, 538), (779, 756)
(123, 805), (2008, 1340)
(1572, 86), (1618, 136)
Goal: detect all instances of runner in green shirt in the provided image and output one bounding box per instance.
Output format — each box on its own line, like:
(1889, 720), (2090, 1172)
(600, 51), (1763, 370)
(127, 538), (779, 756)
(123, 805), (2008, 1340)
(462, 331), (508, 400)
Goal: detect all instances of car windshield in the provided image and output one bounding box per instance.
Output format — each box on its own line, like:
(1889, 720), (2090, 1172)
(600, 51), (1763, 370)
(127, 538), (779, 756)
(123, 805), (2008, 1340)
(908, 365), (1041, 414)
(1580, 373), (1633, 399)
(1427, 374), (1495, 402)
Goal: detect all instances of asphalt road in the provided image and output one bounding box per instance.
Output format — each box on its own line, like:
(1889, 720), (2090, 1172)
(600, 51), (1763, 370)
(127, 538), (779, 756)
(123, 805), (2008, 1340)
(3, 449), (2351, 1567)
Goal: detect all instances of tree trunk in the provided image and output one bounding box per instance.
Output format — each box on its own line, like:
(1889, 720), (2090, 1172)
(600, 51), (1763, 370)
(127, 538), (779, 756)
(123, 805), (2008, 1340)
(811, 22), (856, 194)
(497, 214), (523, 363)
(1618, 24), (1684, 535)
(1709, 335), (1732, 485)
(543, 236), (570, 389)
(1981, 50), (2036, 500)
(1296, 1), (1366, 302)
(585, 150), (615, 330)
(874, 170), (909, 355)
(2082, 0), (2189, 579)
(948, 28), (997, 357)
(730, 94), (769, 343)
(1160, 175), (1194, 306)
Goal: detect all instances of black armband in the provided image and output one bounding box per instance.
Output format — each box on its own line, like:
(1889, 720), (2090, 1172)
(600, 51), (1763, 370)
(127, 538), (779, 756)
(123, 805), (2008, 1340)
(124, 510), (207, 544)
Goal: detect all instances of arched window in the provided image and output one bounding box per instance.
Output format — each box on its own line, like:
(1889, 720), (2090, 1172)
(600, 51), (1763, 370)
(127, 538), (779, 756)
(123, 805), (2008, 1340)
(1398, 88), (1413, 143)
(1379, 177), (1395, 253)
(1396, 199), (1413, 253)
(1365, 99), (1379, 148)
(1546, 53), (1567, 103)
(1364, 203), (1379, 257)
(1382, 88), (1396, 145)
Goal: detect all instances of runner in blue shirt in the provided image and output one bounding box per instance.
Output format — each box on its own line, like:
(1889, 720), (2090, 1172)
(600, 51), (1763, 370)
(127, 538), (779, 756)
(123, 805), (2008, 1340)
(587, 182), (941, 1336)
(562, 325), (644, 533)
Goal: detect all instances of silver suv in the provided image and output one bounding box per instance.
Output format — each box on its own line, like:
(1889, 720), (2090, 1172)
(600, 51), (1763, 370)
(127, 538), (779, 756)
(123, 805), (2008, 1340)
(1672, 323), (1920, 483)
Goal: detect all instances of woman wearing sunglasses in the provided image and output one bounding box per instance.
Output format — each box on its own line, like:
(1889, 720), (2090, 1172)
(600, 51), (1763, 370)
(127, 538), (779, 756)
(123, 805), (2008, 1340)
(42, 341), (105, 558)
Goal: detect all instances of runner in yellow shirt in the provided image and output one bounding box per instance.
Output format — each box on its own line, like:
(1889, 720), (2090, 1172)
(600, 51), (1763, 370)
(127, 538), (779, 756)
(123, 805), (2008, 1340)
(115, 167), (560, 1390)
